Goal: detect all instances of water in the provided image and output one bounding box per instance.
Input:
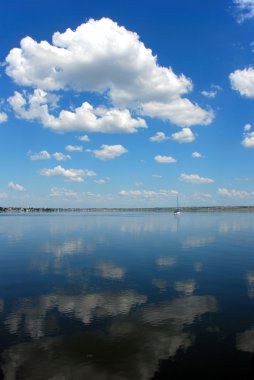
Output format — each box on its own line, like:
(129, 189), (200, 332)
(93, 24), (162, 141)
(0, 212), (254, 379)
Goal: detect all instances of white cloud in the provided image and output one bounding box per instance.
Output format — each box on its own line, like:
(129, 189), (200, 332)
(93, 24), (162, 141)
(92, 144), (127, 160)
(6, 18), (213, 127)
(65, 145), (83, 152)
(52, 152), (71, 161)
(201, 90), (217, 98)
(192, 151), (203, 158)
(170, 127), (196, 143)
(149, 132), (168, 142)
(244, 123), (252, 131)
(201, 84), (222, 98)
(152, 174), (162, 178)
(27, 150), (72, 162)
(83, 191), (102, 198)
(154, 155), (177, 163)
(40, 165), (86, 182)
(8, 90), (146, 134)
(218, 187), (254, 198)
(78, 134), (90, 142)
(234, 177), (250, 181)
(142, 98), (213, 127)
(119, 189), (178, 198)
(8, 181), (25, 191)
(189, 192), (213, 202)
(230, 68), (254, 97)
(180, 173), (214, 184)
(84, 169), (96, 177)
(49, 187), (78, 198)
(27, 150), (51, 160)
(0, 112), (8, 123)
(93, 177), (109, 184)
(233, 0), (254, 23)
(242, 131), (254, 147)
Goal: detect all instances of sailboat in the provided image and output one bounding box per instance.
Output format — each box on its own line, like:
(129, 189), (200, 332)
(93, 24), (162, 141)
(173, 195), (181, 215)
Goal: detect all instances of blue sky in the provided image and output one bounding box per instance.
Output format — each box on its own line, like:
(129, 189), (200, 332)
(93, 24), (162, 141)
(1, 0), (254, 207)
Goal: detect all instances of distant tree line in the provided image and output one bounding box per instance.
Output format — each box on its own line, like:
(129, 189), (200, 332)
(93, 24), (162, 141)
(1, 206), (254, 213)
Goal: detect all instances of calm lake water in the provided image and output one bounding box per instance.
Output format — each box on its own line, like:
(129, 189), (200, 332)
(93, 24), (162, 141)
(1, 212), (254, 379)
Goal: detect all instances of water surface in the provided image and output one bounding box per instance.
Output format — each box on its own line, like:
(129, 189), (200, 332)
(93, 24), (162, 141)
(0, 212), (254, 379)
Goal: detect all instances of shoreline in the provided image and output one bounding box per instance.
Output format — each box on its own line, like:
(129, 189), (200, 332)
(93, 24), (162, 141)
(1, 206), (254, 213)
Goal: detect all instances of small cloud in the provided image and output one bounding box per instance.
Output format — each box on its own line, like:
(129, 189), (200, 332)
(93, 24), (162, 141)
(94, 179), (106, 184)
(189, 192), (213, 201)
(218, 187), (254, 198)
(40, 165), (86, 182)
(229, 68), (254, 98)
(244, 123), (252, 131)
(83, 191), (102, 199)
(78, 134), (90, 142)
(92, 144), (128, 160)
(201, 90), (217, 98)
(134, 182), (143, 187)
(192, 151), (204, 158)
(154, 155), (177, 163)
(171, 128), (196, 143)
(84, 169), (96, 177)
(242, 131), (254, 148)
(8, 181), (25, 191)
(119, 189), (178, 198)
(180, 173), (214, 184)
(65, 145), (83, 152)
(233, 0), (254, 23)
(0, 112), (8, 123)
(49, 187), (78, 198)
(234, 177), (250, 181)
(149, 132), (169, 142)
(201, 84), (222, 98)
(52, 152), (71, 161)
(27, 150), (51, 160)
(152, 174), (162, 178)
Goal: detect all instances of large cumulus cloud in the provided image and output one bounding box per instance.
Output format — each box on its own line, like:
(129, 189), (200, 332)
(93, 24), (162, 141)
(6, 18), (213, 130)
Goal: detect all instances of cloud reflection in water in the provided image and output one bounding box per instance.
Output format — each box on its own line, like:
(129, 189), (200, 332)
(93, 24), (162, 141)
(2, 293), (217, 380)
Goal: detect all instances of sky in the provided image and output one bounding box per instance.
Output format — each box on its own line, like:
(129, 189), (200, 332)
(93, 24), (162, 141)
(0, 0), (254, 208)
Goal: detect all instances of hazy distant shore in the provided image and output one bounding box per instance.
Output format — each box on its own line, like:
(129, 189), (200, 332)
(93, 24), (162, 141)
(1, 206), (254, 213)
